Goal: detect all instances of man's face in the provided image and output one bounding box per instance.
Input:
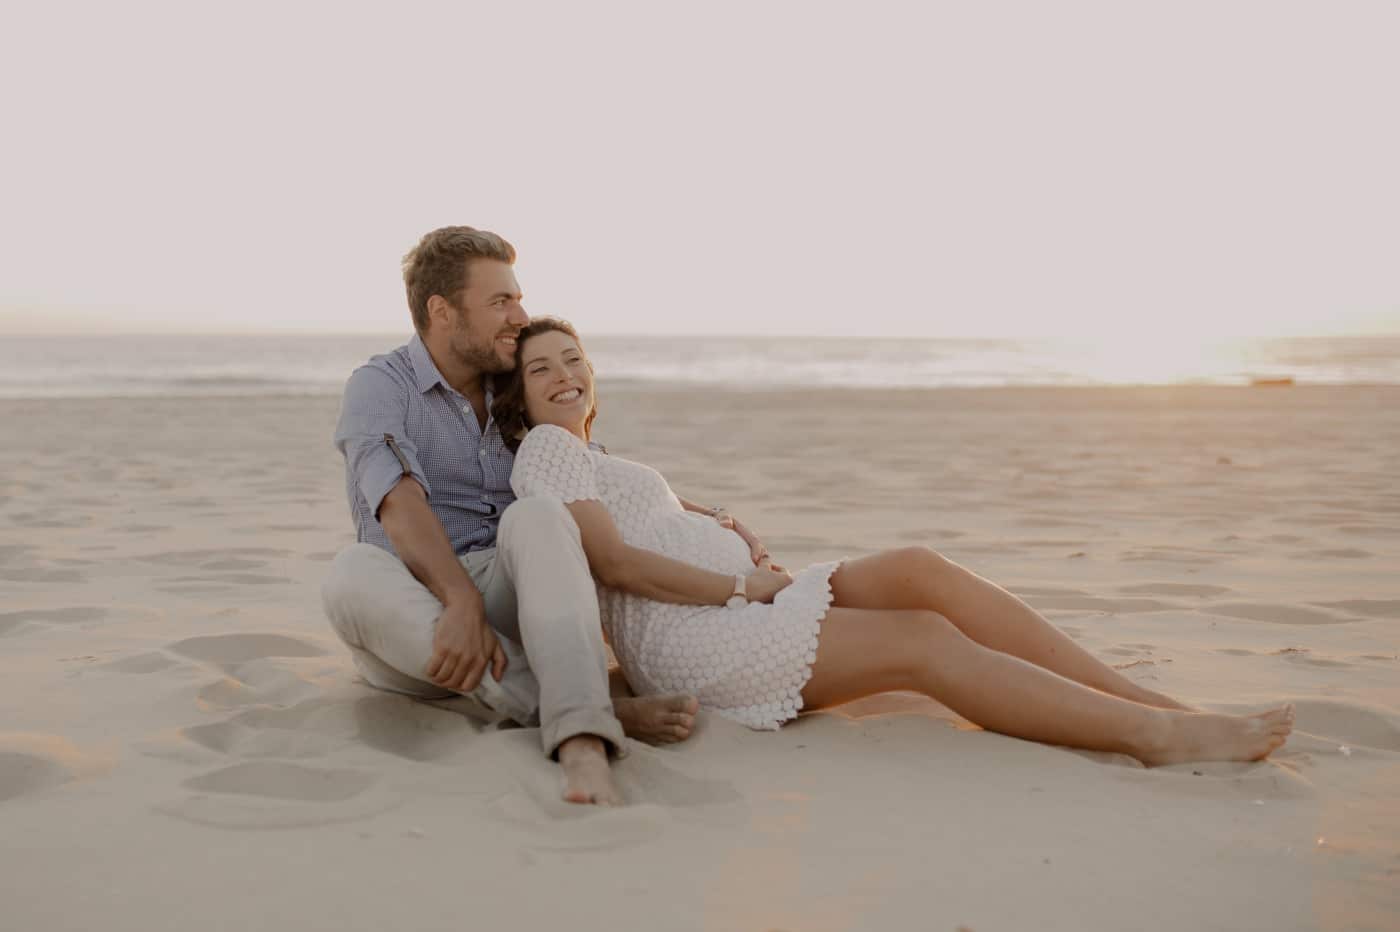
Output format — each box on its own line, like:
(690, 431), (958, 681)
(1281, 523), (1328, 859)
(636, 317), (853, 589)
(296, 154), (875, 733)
(446, 259), (528, 374)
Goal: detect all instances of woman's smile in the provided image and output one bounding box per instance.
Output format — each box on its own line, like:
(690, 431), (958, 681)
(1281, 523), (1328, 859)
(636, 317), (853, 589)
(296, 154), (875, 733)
(550, 387), (584, 404)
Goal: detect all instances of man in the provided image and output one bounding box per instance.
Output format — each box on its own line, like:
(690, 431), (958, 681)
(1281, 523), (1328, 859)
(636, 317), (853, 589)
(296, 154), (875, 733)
(321, 226), (700, 806)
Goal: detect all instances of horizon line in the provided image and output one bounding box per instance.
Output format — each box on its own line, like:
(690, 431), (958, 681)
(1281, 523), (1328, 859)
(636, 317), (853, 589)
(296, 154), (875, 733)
(3, 328), (1400, 342)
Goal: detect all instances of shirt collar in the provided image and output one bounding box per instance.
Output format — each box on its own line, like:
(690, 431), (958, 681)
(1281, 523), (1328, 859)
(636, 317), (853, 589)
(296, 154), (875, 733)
(407, 334), (449, 395)
(408, 334), (499, 413)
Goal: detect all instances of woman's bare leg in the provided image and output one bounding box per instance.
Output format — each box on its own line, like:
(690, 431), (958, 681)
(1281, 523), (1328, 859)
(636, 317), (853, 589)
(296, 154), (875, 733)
(829, 548), (1199, 712)
(802, 607), (1293, 766)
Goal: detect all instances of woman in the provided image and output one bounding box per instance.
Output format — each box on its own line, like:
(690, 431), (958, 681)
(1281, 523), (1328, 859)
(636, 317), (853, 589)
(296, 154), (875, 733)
(491, 318), (1295, 771)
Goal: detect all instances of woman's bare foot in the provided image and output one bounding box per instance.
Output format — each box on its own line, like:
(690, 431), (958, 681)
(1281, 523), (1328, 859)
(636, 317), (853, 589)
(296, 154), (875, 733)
(557, 735), (621, 806)
(1138, 704), (1295, 767)
(613, 694), (699, 744)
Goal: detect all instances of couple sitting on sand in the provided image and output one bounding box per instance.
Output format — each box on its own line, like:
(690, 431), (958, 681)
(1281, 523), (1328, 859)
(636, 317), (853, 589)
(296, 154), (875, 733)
(321, 225), (1294, 805)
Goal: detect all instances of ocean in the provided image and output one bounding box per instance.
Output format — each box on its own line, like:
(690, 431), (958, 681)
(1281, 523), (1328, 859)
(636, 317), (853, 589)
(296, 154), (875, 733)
(1, 333), (1398, 399)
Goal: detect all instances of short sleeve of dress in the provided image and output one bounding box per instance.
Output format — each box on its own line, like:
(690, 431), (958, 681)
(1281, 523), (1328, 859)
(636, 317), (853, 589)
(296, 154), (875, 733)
(511, 425), (601, 504)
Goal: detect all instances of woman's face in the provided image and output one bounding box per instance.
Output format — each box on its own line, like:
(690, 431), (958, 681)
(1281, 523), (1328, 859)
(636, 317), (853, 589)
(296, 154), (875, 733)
(520, 329), (595, 436)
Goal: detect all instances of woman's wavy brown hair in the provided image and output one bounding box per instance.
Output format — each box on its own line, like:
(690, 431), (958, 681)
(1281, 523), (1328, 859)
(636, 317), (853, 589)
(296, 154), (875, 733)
(492, 316), (598, 454)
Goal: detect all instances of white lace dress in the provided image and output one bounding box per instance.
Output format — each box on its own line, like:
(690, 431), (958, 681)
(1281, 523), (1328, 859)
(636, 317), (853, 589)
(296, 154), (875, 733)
(511, 424), (841, 730)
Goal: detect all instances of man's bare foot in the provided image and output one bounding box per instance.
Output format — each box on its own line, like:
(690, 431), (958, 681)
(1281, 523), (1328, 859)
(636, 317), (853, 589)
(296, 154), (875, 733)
(557, 735), (621, 806)
(614, 694), (699, 745)
(1138, 704), (1295, 767)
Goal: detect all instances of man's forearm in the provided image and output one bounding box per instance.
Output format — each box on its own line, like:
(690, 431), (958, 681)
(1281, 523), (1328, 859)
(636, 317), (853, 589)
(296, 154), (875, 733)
(378, 478), (480, 607)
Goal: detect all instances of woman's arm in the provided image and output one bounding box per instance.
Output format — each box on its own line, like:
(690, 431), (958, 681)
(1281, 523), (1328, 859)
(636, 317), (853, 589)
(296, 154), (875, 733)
(565, 499), (790, 605)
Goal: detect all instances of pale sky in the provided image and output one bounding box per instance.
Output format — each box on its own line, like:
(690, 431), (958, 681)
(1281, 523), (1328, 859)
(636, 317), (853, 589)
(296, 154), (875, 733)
(2, 0), (1397, 340)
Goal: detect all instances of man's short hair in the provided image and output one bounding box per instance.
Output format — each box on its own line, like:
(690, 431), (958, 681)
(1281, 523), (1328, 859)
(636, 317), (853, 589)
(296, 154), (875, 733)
(402, 226), (516, 332)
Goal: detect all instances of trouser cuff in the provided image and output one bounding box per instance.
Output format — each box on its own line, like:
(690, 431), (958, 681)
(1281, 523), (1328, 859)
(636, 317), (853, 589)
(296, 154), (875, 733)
(542, 707), (629, 760)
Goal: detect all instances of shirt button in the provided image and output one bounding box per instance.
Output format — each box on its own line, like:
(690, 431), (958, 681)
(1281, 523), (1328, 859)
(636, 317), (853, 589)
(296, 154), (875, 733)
(479, 449), (487, 458)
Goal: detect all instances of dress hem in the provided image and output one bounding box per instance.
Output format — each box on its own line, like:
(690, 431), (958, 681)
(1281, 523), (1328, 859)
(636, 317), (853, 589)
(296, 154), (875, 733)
(709, 557), (843, 731)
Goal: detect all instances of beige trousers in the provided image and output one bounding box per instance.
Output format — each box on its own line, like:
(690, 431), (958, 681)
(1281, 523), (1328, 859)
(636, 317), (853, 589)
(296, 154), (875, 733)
(321, 496), (625, 757)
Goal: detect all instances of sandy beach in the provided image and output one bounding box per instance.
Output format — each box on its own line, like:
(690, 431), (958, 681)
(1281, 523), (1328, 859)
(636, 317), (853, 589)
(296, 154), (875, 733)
(2, 383), (1397, 931)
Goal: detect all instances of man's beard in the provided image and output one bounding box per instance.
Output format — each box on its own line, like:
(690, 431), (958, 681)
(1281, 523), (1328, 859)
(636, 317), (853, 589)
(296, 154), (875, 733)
(451, 311), (514, 374)
(454, 334), (511, 373)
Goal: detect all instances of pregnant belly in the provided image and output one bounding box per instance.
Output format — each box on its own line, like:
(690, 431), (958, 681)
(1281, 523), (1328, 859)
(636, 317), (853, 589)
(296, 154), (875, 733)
(646, 512), (754, 576)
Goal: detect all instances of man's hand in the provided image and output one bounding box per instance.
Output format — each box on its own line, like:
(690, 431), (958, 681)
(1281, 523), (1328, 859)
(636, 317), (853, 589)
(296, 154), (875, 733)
(426, 598), (508, 693)
(715, 511), (784, 572)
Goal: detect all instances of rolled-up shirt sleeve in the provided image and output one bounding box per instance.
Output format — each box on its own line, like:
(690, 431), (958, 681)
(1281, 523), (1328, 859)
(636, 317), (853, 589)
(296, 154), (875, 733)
(333, 365), (431, 519)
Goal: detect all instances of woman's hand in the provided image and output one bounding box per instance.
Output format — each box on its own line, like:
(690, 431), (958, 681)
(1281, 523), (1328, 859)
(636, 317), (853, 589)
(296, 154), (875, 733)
(715, 510), (783, 571)
(745, 565), (794, 604)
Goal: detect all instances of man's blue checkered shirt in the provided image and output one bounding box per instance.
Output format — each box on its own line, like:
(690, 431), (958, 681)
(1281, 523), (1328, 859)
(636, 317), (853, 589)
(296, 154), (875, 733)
(333, 334), (516, 557)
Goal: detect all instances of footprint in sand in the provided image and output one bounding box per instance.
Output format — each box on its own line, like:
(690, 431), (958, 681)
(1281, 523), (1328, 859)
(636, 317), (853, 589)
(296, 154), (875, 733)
(0, 566), (86, 584)
(166, 573), (293, 586)
(0, 606), (108, 637)
(1020, 539), (1091, 550)
(187, 763), (376, 801)
(1120, 549), (1216, 566)
(1118, 583), (1233, 598)
(198, 558), (269, 571)
(195, 663), (326, 711)
(180, 693), (485, 762)
(137, 547), (292, 567)
(1206, 603), (1358, 625)
(1278, 651), (1353, 669)
(179, 720), (342, 760)
(94, 652), (183, 674)
(1010, 586), (1091, 599)
(0, 735), (116, 804)
(1338, 524), (1400, 538)
(158, 761), (400, 829)
(0, 750), (75, 803)
(8, 512), (91, 529)
(1310, 600), (1400, 620)
(168, 633), (329, 665)
(165, 634), (331, 711)
(353, 694), (496, 762)
(1296, 548), (1373, 560)
(1016, 517), (1098, 529)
